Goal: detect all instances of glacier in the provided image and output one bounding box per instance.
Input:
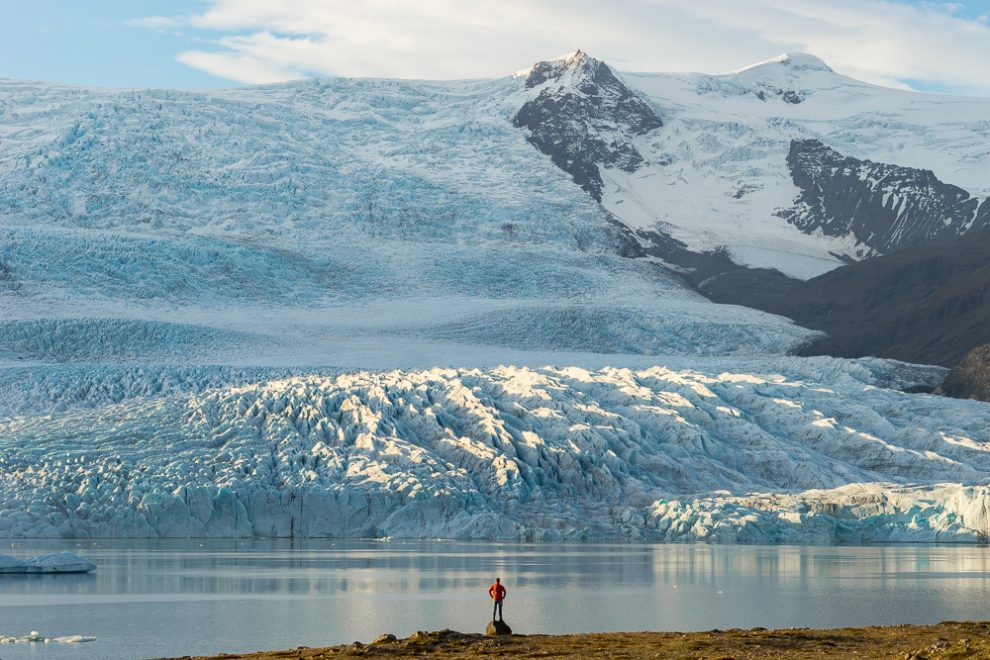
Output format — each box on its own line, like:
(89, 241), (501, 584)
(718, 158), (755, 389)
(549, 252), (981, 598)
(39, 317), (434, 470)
(1, 54), (989, 543)
(0, 75), (820, 368)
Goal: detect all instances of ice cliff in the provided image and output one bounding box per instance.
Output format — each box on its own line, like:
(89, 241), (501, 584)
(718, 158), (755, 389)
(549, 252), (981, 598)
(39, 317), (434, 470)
(2, 359), (987, 543)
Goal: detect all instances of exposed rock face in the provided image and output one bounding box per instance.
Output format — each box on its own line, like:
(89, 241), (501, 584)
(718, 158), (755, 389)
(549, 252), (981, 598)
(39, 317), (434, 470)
(513, 51), (662, 200)
(940, 344), (990, 402)
(752, 87), (804, 103)
(779, 139), (986, 253)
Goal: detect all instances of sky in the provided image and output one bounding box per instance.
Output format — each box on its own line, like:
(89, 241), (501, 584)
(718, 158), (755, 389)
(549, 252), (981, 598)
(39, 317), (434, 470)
(2, 0), (989, 95)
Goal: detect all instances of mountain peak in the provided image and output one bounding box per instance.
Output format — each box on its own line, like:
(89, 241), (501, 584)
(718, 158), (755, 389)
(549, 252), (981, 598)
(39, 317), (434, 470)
(721, 52), (836, 103)
(775, 52), (832, 71)
(734, 52), (833, 75)
(512, 48), (662, 200)
(516, 49), (605, 88)
(557, 49), (592, 68)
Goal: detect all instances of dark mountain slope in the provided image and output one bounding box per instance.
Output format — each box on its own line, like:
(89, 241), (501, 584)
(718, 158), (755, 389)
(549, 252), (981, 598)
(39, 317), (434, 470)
(720, 230), (990, 367)
(779, 139), (988, 253)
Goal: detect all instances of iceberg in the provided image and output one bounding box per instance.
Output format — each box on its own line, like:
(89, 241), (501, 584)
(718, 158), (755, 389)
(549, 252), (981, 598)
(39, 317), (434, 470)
(0, 631), (96, 643)
(0, 551), (96, 573)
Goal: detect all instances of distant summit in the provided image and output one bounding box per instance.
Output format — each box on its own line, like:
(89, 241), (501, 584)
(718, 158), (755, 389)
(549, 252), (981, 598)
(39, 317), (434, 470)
(518, 49), (600, 88)
(733, 52), (834, 75)
(513, 50), (662, 199)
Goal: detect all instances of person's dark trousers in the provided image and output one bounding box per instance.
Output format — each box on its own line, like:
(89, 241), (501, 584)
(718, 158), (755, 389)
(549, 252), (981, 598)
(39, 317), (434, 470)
(493, 598), (503, 621)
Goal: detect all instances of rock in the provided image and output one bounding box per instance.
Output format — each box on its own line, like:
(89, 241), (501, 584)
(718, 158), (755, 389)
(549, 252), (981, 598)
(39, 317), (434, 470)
(486, 620), (512, 636)
(940, 344), (990, 402)
(371, 633), (397, 644)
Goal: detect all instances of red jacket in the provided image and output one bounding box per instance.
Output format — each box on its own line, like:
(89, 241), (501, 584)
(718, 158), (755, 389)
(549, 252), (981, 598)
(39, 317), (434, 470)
(488, 582), (507, 600)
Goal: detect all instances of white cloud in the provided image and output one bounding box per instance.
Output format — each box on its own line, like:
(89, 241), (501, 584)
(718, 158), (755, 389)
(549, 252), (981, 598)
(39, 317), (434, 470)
(646, 0), (990, 95)
(139, 0), (990, 95)
(176, 50), (303, 85)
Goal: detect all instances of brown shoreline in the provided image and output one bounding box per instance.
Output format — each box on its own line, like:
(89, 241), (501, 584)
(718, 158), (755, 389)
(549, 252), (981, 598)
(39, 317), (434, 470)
(157, 621), (990, 659)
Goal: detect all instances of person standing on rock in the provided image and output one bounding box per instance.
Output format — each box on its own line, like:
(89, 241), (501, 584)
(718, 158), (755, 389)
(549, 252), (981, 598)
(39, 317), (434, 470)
(488, 577), (507, 621)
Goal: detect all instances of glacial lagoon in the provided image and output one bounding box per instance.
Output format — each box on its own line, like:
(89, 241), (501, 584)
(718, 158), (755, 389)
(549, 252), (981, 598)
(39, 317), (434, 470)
(3, 540), (990, 659)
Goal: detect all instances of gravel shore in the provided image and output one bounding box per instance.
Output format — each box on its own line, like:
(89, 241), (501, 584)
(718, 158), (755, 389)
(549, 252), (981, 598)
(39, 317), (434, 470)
(156, 620), (990, 659)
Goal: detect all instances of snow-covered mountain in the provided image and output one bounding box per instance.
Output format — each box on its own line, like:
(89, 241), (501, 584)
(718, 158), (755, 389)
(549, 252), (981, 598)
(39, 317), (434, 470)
(514, 50), (663, 201)
(517, 51), (990, 278)
(1, 52), (989, 542)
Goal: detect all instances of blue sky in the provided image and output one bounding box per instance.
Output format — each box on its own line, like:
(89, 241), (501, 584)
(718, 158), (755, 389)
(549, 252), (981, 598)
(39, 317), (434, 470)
(0, 1), (231, 88)
(2, 0), (989, 94)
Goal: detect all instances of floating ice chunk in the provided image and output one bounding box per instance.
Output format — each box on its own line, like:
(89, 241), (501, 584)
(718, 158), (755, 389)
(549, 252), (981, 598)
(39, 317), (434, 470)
(0, 552), (96, 573)
(51, 635), (97, 643)
(0, 631), (96, 643)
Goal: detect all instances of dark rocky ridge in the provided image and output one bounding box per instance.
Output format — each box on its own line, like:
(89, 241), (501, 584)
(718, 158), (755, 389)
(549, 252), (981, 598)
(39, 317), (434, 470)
(780, 139), (988, 253)
(513, 51), (662, 200)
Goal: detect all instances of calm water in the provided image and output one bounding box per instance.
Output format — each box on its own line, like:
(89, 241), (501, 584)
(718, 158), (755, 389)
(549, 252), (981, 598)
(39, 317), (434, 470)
(3, 540), (990, 659)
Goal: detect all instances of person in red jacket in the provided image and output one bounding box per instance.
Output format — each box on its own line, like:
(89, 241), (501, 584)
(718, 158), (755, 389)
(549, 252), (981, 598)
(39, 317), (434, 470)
(488, 577), (507, 621)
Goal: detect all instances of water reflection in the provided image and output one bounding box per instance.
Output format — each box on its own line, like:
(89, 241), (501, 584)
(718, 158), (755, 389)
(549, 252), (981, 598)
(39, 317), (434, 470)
(1, 540), (990, 660)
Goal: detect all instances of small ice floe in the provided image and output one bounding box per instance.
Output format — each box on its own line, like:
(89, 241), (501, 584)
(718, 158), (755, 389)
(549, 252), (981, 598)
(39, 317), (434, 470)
(0, 631), (96, 643)
(52, 635), (97, 643)
(0, 551), (97, 574)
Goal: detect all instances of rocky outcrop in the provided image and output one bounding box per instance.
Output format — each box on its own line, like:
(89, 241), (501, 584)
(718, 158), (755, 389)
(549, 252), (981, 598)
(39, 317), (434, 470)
(940, 344), (990, 402)
(486, 620), (512, 636)
(779, 139), (986, 253)
(513, 51), (662, 200)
